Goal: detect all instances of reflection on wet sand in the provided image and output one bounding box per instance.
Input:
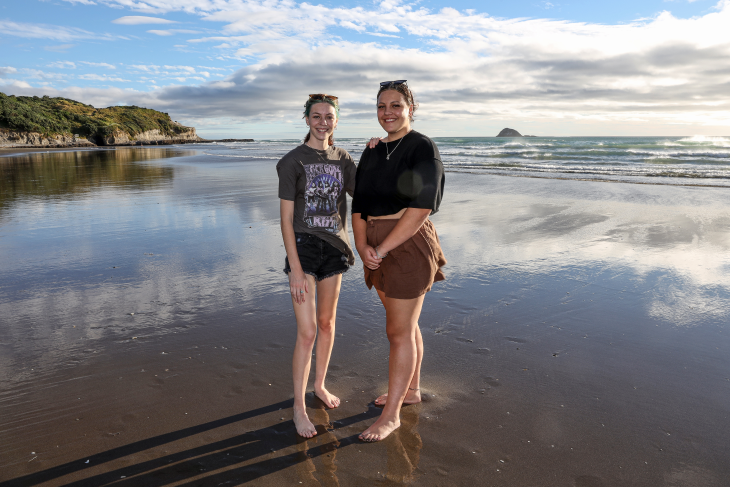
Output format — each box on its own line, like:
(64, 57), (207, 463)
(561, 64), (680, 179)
(0, 148), (192, 217)
(293, 402), (423, 485)
(296, 406), (340, 486)
(385, 406), (422, 483)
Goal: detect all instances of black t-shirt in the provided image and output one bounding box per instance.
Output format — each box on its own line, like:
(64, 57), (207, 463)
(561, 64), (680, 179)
(351, 130), (444, 220)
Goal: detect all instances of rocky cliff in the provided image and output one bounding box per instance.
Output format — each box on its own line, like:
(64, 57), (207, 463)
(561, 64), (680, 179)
(0, 130), (95, 147)
(1, 92), (202, 148)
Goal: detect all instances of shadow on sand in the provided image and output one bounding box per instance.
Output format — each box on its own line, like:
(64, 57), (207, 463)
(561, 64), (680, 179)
(2, 394), (422, 486)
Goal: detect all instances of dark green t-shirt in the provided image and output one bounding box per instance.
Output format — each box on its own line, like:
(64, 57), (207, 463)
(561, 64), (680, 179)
(276, 144), (357, 265)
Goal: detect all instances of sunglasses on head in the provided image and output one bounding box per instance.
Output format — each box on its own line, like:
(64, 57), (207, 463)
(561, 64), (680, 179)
(309, 93), (338, 101)
(379, 80), (407, 87)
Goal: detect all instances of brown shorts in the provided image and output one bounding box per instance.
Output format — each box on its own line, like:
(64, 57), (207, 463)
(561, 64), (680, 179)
(364, 218), (447, 300)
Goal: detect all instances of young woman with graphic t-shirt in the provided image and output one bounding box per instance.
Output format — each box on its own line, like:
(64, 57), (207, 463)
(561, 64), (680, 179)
(351, 80), (447, 442)
(276, 94), (356, 438)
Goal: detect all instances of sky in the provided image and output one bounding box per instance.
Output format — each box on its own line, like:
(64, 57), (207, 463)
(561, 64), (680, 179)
(1, 0), (729, 139)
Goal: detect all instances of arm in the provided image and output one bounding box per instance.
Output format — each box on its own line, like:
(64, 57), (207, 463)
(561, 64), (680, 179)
(280, 199), (308, 304)
(373, 208), (431, 256)
(352, 212), (382, 270)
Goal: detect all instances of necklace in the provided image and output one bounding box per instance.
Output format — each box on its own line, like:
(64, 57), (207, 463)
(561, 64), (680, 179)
(385, 136), (405, 160)
(306, 140), (329, 163)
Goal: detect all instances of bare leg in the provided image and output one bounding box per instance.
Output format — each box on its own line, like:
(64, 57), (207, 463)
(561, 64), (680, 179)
(291, 273), (318, 438)
(375, 324), (422, 406)
(312, 273), (343, 409)
(360, 291), (425, 442)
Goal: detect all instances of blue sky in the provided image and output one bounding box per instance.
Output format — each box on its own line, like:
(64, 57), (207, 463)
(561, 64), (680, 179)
(1, 0), (729, 138)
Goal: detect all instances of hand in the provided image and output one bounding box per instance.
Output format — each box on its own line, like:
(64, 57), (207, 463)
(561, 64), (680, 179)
(358, 245), (382, 270)
(367, 137), (382, 149)
(289, 270), (309, 305)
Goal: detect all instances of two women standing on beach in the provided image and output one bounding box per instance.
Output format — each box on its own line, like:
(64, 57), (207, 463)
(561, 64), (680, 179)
(277, 81), (445, 442)
(276, 94), (356, 438)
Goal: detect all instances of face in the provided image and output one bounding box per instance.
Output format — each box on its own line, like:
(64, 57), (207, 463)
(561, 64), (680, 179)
(377, 89), (412, 136)
(306, 102), (338, 142)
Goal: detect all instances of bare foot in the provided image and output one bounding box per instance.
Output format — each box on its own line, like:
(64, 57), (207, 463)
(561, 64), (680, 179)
(314, 387), (341, 409)
(359, 416), (401, 442)
(293, 407), (317, 438)
(374, 388), (421, 406)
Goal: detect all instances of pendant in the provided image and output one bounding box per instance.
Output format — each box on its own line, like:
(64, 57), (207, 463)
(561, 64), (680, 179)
(386, 155), (390, 160)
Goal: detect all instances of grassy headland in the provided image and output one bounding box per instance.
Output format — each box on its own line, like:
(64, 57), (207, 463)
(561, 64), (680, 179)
(0, 92), (194, 143)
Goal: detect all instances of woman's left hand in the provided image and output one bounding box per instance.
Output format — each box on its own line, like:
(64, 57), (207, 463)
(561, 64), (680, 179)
(358, 245), (382, 270)
(367, 137), (382, 149)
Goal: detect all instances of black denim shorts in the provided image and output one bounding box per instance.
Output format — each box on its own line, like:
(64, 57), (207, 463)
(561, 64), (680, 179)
(284, 232), (349, 281)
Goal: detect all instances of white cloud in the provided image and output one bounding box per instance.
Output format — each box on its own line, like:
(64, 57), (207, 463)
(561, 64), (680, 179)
(81, 62), (116, 69)
(0, 20), (116, 41)
(112, 16), (177, 25)
(366, 32), (400, 38)
(48, 61), (77, 69)
(44, 44), (76, 52)
(22, 69), (69, 80)
(78, 74), (130, 82)
(147, 29), (200, 36)
(0, 79), (33, 89)
(130, 64), (161, 72)
(164, 65), (196, 73)
(0, 66), (18, 77)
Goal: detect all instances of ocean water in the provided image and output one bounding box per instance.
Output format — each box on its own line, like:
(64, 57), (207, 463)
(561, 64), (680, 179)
(200, 135), (730, 187)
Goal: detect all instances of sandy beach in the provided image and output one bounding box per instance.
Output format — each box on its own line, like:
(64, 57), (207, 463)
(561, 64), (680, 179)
(1, 147), (729, 486)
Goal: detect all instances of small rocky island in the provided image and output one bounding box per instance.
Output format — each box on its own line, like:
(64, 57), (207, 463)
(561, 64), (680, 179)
(496, 128), (537, 137)
(497, 128), (522, 137)
(0, 92), (202, 148)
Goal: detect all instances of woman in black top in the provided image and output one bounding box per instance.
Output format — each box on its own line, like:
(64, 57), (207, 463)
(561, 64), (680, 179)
(352, 80), (446, 442)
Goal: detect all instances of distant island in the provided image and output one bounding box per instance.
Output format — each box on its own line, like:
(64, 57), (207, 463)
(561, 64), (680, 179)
(0, 92), (203, 148)
(496, 128), (537, 137)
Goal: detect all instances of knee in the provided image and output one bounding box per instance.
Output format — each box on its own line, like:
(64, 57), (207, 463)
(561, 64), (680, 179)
(297, 327), (317, 348)
(386, 326), (414, 345)
(317, 315), (335, 334)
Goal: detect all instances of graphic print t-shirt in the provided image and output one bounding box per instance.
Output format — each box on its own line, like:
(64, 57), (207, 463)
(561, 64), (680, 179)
(303, 163), (344, 232)
(276, 144), (357, 265)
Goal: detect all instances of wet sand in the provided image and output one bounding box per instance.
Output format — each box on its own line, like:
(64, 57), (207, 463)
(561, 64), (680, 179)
(1, 147), (730, 486)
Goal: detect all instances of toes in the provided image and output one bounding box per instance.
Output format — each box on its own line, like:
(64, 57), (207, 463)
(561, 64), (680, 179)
(359, 431), (380, 442)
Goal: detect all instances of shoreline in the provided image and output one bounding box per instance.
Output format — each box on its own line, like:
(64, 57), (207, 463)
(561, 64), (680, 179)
(0, 138), (204, 151)
(4, 144), (729, 191)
